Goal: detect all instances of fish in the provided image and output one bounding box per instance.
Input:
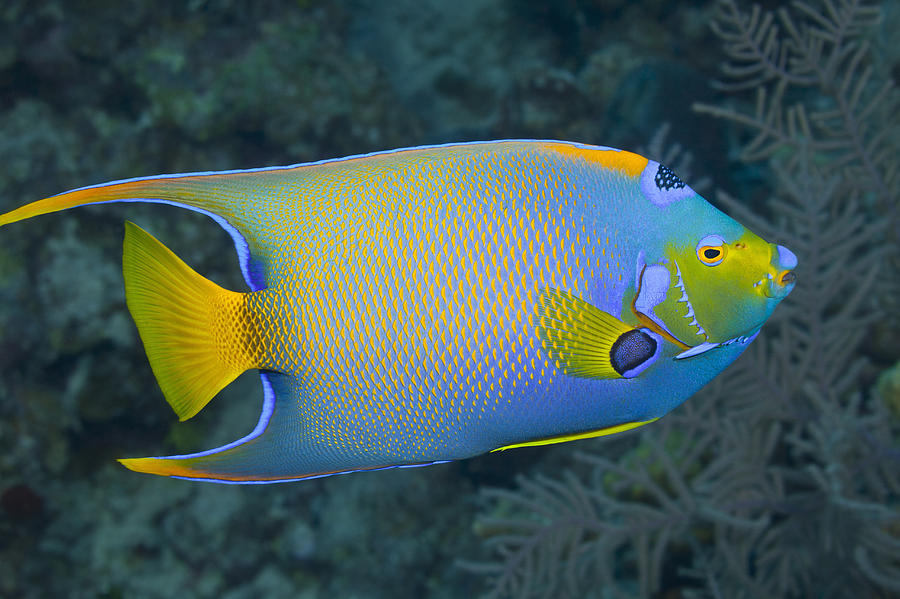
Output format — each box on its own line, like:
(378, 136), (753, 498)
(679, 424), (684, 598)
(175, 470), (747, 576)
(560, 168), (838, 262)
(0, 140), (797, 483)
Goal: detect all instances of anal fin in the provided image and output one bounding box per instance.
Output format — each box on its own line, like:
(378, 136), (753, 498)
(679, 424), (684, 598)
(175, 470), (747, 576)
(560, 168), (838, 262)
(119, 372), (305, 483)
(118, 372), (455, 484)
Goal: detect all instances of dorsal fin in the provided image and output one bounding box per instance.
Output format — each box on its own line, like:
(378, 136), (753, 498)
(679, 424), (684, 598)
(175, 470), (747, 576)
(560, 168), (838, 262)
(0, 169), (284, 290)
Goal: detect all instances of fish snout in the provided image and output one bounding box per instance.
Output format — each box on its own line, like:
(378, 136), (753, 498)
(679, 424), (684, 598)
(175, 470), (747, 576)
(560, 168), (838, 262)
(774, 244), (798, 270)
(764, 244), (797, 299)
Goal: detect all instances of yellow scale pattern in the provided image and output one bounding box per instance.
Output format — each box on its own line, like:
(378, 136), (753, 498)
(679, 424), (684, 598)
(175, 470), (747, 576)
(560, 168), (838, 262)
(242, 145), (616, 461)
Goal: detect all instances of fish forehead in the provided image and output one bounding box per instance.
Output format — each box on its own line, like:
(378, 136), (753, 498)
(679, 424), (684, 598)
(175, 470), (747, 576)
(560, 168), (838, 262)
(246, 142), (654, 458)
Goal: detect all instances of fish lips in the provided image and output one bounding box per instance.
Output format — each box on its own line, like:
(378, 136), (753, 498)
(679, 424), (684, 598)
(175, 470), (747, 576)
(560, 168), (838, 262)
(761, 244), (798, 299)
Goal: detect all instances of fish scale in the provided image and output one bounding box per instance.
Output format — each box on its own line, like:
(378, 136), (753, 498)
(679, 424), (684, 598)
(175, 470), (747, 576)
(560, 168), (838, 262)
(0, 140), (796, 482)
(238, 148), (585, 463)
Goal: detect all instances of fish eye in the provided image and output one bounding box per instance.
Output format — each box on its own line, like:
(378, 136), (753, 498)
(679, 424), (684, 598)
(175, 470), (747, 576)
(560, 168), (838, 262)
(696, 235), (726, 266)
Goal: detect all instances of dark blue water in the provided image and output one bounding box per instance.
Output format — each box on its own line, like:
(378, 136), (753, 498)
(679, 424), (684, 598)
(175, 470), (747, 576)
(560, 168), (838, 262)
(0, 1), (897, 597)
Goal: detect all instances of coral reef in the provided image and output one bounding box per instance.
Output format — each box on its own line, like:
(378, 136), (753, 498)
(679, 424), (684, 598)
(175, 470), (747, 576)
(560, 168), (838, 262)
(0, 0), (896, 597)
(469, 1), (900, 597)
(0, 3), (474, 598)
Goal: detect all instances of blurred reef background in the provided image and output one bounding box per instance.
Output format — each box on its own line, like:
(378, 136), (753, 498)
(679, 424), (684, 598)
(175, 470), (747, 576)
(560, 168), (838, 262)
(0, 0), (897, 597)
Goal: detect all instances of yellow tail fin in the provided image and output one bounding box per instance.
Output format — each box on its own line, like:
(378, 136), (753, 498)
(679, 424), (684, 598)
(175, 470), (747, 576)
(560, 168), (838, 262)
(123, 221), (262, 420)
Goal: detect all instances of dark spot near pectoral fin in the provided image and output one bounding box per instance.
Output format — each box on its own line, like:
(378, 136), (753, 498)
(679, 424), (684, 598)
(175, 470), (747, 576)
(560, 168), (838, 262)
(611, 329), (658, 377)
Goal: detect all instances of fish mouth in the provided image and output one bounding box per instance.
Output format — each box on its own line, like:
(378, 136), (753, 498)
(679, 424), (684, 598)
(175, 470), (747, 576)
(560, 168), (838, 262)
(758, 269), (797, 299)
(758, 243), (798, 299)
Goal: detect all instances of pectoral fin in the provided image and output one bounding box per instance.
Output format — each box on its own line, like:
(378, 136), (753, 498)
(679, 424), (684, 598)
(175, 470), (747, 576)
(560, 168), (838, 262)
(535, 288), (660, 379)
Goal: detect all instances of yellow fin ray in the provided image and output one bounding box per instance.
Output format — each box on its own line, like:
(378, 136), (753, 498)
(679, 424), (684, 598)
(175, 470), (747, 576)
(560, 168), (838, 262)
(536, 287), (659, 379)
(123, 221), (260, 421)
(492, 418), (659, 451)
(0, 176), (213, 228)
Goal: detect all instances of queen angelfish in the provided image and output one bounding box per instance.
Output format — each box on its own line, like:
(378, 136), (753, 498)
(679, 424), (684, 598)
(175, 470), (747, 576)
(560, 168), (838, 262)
(0, 140), (797, 483)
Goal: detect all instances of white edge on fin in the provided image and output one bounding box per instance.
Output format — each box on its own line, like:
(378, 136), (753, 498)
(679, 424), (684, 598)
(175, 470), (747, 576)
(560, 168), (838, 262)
(675, 342), (720, 359)
(156, 373), (452, 485)
(53, 138), (626, 202)
(674, 328), (763, 360)
(92, 199), (260, 290)
(156, 371), (277, 461)
(175, 460), (455, 485)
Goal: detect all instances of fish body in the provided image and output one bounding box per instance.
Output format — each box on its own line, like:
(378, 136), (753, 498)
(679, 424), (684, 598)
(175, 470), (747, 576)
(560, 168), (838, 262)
(0, 140), (797, 483)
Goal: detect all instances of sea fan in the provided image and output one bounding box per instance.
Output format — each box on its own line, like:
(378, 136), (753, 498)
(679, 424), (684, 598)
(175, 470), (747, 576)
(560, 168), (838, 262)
(468, 1), (900, 597)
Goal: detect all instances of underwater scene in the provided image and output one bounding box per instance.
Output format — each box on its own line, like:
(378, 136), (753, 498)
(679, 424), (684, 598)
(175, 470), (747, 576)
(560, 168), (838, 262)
(0, 0), (897, 597)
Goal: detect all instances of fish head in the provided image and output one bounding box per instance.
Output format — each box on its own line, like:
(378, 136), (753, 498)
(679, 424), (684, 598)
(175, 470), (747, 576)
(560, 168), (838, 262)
(628, 159), (797, 353)
(634, 226), (797, 351)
